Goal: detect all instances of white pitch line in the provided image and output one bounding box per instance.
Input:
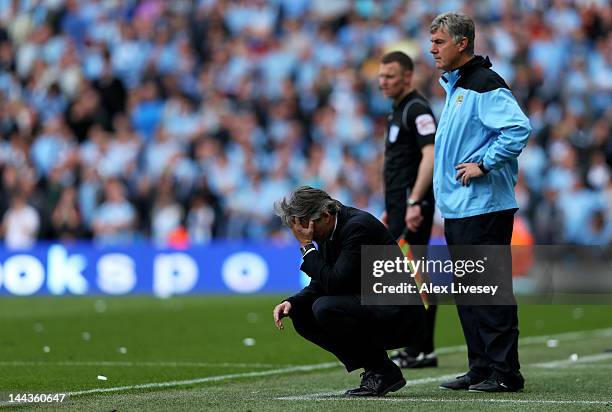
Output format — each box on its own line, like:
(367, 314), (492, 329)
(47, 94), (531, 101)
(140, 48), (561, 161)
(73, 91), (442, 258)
(278, 350), (612, 402)
(276, 396), (612, 406)
(404, 373), (462, 386)
(0, 362), (340, 408)
(533, 352), (612, 368)
(277, 351), (612, 402)
(436, 327), (612, 355)
(0, 361), (282, 368)
(550, 364), (612, 369)
(276, 328), (612, 402)
(276, 373), (462, 400)
(68, 362), (340, 396)
(1, 325), (611, 405)
(521, 327), (612, 345)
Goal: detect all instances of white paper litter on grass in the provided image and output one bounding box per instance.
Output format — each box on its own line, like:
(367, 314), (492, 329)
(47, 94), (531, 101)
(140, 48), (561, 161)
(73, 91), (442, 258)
(246, 313), (259, 323)
(243, 338), (256, 346)
(572, 307), (584, 319)
(94, 300), (107, 313)
(82, 332), (91, 341)
(546, 339), (559, 348)
(43, 346), (50, 353)
(118, 347), (128, 354)
(97, 375), (107, 381)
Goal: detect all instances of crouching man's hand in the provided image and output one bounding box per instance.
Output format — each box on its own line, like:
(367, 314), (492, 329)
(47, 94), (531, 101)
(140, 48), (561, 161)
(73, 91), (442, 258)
(273, 301), (292, 330)
(290, 217), (314, 247)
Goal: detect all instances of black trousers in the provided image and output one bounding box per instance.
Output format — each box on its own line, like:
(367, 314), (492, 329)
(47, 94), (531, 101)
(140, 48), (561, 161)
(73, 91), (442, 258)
(385, 188), (435, 244)
(289, 295), (426, 372)
(444, 208), (523, 388)
(386, 188), (437, 355)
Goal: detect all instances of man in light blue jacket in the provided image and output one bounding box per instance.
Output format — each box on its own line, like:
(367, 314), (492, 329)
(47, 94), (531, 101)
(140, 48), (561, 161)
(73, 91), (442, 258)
(430, 12), (531, 393)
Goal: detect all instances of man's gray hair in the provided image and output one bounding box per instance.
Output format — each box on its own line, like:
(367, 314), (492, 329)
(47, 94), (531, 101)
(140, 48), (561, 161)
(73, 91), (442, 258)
(430, 12), (475, 55)
(274, 186), (341, 228)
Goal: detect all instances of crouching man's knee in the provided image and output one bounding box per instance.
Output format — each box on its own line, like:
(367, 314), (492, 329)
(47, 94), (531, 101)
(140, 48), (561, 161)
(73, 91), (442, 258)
(312, 296), (343, 327)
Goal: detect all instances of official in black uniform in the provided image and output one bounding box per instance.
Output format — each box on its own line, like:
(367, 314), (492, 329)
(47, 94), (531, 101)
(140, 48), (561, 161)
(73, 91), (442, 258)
(378, 51), (438, 368)
(273, 186), (426, 397)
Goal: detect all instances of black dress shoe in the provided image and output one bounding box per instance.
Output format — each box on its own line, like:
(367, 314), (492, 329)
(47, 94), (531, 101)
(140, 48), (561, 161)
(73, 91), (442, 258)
(345, 371), (374, 396)
(468, 378), (523, 393)
(439, 374), (480, 390)
(390, 350), (438, 368)
(345, 370), (406, 397)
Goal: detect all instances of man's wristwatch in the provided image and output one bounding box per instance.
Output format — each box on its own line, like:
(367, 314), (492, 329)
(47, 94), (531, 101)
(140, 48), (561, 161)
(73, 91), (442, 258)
(407, 199), (428, 207)
(478, 161), (490, 174)
(300, 243), (316, 257)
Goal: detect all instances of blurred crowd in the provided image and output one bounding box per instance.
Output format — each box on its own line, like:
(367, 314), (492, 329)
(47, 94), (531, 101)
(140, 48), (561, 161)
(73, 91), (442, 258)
(0, 0), (610, 248)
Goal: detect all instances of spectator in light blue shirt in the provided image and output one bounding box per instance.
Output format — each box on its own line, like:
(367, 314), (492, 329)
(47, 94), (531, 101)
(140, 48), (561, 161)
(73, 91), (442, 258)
(92, 178), (136, 245)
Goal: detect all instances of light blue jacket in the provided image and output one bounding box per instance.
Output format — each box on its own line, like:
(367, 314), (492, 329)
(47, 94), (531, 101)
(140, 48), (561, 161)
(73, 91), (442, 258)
(433, 56), (532, 219)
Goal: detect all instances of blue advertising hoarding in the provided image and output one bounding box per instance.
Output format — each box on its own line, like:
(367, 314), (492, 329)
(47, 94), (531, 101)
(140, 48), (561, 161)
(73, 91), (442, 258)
(0, 242), (307, 296)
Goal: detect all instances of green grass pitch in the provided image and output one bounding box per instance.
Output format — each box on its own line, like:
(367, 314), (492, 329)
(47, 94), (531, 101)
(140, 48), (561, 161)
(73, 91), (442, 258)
(1, 296), (611, 411)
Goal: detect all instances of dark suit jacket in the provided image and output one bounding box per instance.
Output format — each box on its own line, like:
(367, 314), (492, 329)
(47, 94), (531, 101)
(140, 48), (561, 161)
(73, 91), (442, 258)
(285, 205), (426, 348)
(287, 205), (401, 307)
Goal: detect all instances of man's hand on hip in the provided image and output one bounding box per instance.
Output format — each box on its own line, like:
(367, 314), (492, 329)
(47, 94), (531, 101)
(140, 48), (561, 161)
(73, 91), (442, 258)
(455, 162), (484, 186)
(405, 204), (423, 232)
(273, 301), (292, 330)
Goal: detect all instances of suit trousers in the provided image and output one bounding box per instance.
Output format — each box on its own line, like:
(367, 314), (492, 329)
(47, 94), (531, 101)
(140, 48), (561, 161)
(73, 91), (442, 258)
(289, 295), (426, 373)
(444, 208), (524, 388)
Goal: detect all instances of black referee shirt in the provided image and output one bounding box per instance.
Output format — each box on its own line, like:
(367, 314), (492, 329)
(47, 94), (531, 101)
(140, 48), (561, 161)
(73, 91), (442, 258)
(383, 90), (436, 193)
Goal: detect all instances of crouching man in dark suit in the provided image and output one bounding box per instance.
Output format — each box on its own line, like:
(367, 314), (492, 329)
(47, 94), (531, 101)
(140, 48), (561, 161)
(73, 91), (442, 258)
(273, 186), (426, 397)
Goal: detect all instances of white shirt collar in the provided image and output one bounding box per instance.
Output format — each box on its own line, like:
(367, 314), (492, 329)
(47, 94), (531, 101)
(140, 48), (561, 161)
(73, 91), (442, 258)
(329, 213), (338, 241)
